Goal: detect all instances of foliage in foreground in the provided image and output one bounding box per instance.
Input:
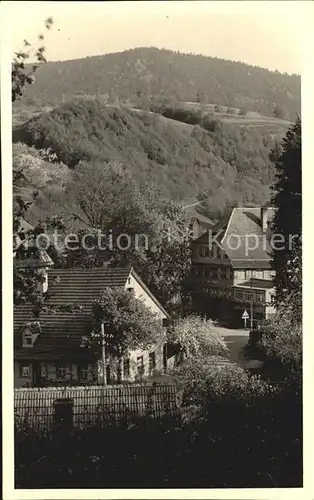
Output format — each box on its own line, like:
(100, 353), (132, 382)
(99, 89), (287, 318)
(12, 17), (53, 102)
(173, 357), (276, 420)
(15, 382), (301, 489)
(258, 242), (302, 379)
(259, 307), (302, 378)
(15, 354), (302, 489)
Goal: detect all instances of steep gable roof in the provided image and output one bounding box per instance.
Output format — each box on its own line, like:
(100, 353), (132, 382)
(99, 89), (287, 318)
(192, 207), (276, 269)
(220, 207), (275, 266)
(14, 265), (166, 360)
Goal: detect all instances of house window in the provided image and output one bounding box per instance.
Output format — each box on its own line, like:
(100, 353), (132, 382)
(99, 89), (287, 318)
(20, 364), (30, 378)
(236, 271), (245, 281)
(210, 268), (218, 279)
(255, 292), (264, 303)
(123, 358), (130, 377)
(137, 356), (144, 375)
(41, 363), (48, 378)
(56, 363), (68, 379)
(22, 331), (33, 347)
(220, 267), (227, 279)
(245, 293), (253, 301)
(235, 291), (244, 301)
(245, 270), (252, 279)
(149, 352), (156, 374)
(78, 363), (89, 380)
(199, 246), (209, 257)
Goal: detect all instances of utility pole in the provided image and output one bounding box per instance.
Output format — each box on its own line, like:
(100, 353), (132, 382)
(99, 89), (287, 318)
(100, 322), (107, 386)
(250, 277), (254, 331)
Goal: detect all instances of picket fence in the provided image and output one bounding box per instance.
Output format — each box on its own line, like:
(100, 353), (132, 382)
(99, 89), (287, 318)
(14, 383), (178, 430)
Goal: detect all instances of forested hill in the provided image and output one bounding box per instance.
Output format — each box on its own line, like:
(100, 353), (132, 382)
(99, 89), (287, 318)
(13, 99), (281, 222)
(20, 47), (300, 121)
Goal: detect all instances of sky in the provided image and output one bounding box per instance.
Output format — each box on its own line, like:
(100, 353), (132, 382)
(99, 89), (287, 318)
(4, 1), (307, 74)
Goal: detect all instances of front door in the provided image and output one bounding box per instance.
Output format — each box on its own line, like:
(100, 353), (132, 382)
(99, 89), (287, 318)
(32, 361), (41, 387)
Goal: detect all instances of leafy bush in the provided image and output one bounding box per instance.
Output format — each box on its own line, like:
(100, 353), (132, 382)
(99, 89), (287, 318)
(173, 357), (275, 421)
(259, 312), (302, 376)
(15, 381), (302, 488)
(167, 315), (228, 361)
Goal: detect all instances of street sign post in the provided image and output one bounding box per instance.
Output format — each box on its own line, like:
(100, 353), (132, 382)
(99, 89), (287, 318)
(242, 309), (249, 329)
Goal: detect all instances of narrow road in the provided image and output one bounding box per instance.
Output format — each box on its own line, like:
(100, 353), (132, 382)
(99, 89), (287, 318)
(214, 326), (264, 371)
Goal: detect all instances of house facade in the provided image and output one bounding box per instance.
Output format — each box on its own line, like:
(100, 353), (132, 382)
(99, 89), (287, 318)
(188, 206), (276, 326)
(14, 266), (168, 388)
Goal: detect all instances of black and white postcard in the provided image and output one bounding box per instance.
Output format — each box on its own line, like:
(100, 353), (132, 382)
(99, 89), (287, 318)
(1, 1), (313, 499)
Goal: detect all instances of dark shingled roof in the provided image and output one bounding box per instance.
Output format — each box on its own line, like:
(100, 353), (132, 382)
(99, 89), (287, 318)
(193, 207), (276, 270)
(14, 266), (133, 360)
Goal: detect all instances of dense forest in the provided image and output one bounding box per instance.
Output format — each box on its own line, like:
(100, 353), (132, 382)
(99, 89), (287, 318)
(18, 47), (301, 121)
(13, 98), (284, 222)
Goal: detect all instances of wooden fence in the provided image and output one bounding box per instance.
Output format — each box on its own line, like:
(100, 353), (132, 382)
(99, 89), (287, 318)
(14, 383), (178, 431)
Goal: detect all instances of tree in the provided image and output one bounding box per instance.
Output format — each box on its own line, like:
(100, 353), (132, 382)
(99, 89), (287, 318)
(13, 19), (55, 311)
(166, 315), (228, 362)
(12, 17), (53, 102)
(270, 118), (301, 302)
(12, 19), (79, 318)
(273, 104), (284, 119)
(174, 357), (272, 421)
(238, 107), (247, 116)
(259, 306), (302, 377)
(82, 288), (165, 381)
(63, 161), (191, 310)
(214, 104), (222, 113)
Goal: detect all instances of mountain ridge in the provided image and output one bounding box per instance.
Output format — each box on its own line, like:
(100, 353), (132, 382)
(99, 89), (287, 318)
(34, 46), (300, 77)
(18, 47), (300, 121)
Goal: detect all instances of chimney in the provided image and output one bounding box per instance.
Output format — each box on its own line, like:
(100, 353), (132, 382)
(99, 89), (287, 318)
(191, 218), (202, 240)
(261, 207), (268, 233)
(40, 269), (49, 294)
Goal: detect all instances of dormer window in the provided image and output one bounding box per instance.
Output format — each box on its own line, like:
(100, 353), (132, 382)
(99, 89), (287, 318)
(23, 331), (33, 347)
(22, 322), (41, 347)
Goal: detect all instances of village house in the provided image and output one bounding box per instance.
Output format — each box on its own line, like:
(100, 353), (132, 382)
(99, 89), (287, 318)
(188, 205), (276, 326)
(14, 263), (169, 388)
(183, 201), (214, 240)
